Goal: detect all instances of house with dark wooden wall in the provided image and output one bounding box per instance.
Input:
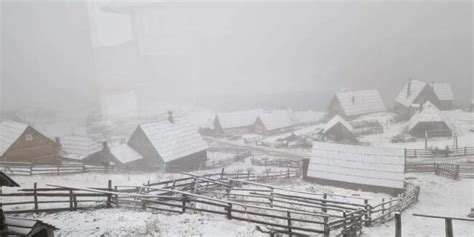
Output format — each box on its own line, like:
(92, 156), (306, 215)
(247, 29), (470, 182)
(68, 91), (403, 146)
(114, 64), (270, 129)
(432, 82), (455, 110)
(0, 121), (58, 164)
(128, 113), (208, 172)
(109, 144), (145, 168)
(328, 89), (386, 120)
(322, 115), (356, 142)
(408, 101), (453, 138)
(254, 110), (297, 135)
(394, 79), (440, 119)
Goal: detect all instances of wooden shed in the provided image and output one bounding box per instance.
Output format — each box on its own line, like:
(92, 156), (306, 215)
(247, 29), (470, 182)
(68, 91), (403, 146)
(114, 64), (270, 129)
(322, 115), (356, 142)
(432, 82), (455, 110)
(128, 114), (208, 172)
(57, 135), (105, 164)
(394, 79), (440, 119)
(303, 142), (405, 196)
(109, 144), (146, 169)
(328, 89), (386, 119)
(254, 110), (297, 135)
(408, 101), (453, 138)
(213, 110), (261, 136)
(4, 217), (58, 237)
(0, 121), (58, 164)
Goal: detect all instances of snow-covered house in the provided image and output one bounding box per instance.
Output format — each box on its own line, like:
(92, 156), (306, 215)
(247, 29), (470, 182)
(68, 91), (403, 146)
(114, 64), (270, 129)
(328, 89), (386, 119)
(57, 135), (106, 164)
(408, 101), (453, 138)
(394, 79), (440, 119)
(0, 121), (58, 163)
(213, 110), (261, 136)
(109, 144), (145, 168)
(254, 110), (297, 135)
(322, 115), (356, 142)
(128, 114), (208, 172)
(432, 82), (455, 110)
(303, 142), (405, 195)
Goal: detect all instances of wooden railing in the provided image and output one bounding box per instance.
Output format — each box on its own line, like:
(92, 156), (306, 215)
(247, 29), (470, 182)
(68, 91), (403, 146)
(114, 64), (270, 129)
(405, 146), (474, 158)
(250, 157), (303, 169)
(412, 213), (474, 237)
(405, 162), (474, 179)
(0, 162), (113, 176)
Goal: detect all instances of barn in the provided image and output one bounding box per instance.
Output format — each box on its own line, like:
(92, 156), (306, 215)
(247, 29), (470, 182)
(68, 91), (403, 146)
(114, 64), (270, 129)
(432, 82), (455, 110)
(0, 121), (59, 164)
(322, 115), (356, 142)
(254, 110), (297, 135)
(57, 135), (105, 164)
(213, 110), (261, 136)
(303, 142), (405, 196)
(408, 101), (453, 138)
(394, 79), (440, 119)
(128, 114), (208, 172)
(328, 89), (386, 119)
(109, 144), (146, 168)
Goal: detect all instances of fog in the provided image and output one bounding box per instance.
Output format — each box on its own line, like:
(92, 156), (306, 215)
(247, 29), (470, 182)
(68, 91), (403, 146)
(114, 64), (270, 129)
(1, 0), (472, 115)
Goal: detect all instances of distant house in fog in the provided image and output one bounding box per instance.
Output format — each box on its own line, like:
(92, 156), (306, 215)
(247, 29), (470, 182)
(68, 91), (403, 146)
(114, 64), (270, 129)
(128, 113), (208, 172)
(394, 79), (440, 119)
(408, 101), (453, 138)
(0, 121), (58, 163)
(322, 115), (356, 142)
(254, 110), (297, 135)
(432, 82), (455, 110)
(109, 144), (145, 168)
(213, 110), (261, 136)
(328, 90), (386, 120)
(58, 135), (106, 164)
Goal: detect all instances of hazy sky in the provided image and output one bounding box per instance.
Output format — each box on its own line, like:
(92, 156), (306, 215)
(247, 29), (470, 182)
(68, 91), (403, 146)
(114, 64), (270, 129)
(1, 0), (472, 113)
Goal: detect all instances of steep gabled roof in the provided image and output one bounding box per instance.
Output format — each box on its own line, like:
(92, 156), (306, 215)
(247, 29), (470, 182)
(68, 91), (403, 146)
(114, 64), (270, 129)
(215, 110), (262, 129)
(408, 101), (453, 131)
(59, 135), (103, 160)
(432, 83), (454, 101)
(139, 117), (208, 162)
(395, 80), (429, 107)
(335, 90), (386, 117)
(323, 115), (354, 134)
(110, 144), (144, 164)
(0, 121), (29, 156)
(257, 110), (296, 131)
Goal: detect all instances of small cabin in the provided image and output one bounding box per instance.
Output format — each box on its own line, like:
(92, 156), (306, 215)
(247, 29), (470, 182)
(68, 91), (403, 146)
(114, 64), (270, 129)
(5, 217), (58, 237)
(213, 110), (261, 136)
(128, 113), (208, 172)
(322, 115), (356, 142)
(432, 82), (455, 110)
(254, 110), (297, 135)
(0, 121), (59, 164)
(394, 79), (440, 119)
(408, 101), (453, 138)
(57, 135), (105, 164)
(109, 144), (145, 169)
(328, 89), (386, 119)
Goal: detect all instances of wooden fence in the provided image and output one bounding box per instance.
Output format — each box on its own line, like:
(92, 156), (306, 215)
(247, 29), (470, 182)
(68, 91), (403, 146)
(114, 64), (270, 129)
(412, 213), (474, 237)
(0, 162), (113, 176)
(405, 146), (474, 159)
(370, 185), (420, 225)
(250, 157), (303, 169)
(405, 162), (474, 179)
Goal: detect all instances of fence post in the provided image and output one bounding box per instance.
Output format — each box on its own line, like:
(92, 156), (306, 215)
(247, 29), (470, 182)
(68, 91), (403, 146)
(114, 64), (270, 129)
(69, 189), (73, 210)
(323, 216), (329, 237)
(220, 168), (225, 179)
(455, 165), (460, 180)
(322, 193), (327, 213)
(286, 211), (292, 237)
(226, 203), (232, 219)
(395, 212), (401, 237)
(464, 146), (467, 156)
(30, 166), (33, 176)
(445, 218), (453, 237)
(247, 170), (250, 180)
(33, 182), (38, 212)
(404, 149), (407, 172)
(381, 198), (385, 221)
(287, 168), (290, 179)
(141, 200), (147, 210)
(182, 195), (186, 213)
(364, 199), (371, 227)
(57, 164), (60, 175)
(114, 186), (119, 207)
(82, 165), (86, 173)
(73, 194), (77, 210)
(106, 180), (112, 208)
(342, 211), (347, 236)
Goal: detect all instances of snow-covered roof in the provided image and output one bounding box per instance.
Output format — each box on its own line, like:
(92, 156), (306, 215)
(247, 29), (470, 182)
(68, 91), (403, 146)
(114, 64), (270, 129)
(395, 80), (428, 107)
(215, 110), (261, 129)
(408, 101), (453, 131)
(5, 217), (58, 236)
(59, 135), (103, 160)
(139, 117), (208, 162)
(308, 142), (405, 189)
(0, 121), (28, 156)
(335, 90), (386, 117)
(432, 83), (454, 101)
(322, 115), (354, 134)
(110, 144), (144, 164)
(257, 110), (297, 131)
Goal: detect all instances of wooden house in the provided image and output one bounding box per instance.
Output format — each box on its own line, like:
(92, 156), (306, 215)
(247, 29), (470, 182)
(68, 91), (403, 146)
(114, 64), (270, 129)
(394, 79), (440, 119)
(213, 110), (261, 136)
(0, 121), (58, 164)
(57, 135), (105, 164)
(303, 142), (405, 196)
(322, 115), (356, 142)
(128, 114), (208, 172)
(254, 110), (297, 135)
(408, 101), (453, 138)
(109, 144), (146, 168)
(432, 82), (455, 110)
(328, 89), (386, 119)
(5, 217), (58, 237)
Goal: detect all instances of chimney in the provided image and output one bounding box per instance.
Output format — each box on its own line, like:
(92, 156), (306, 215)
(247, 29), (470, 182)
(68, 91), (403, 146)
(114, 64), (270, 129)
(352, 96), (355, 105)
(102, 141), (109, 152)
(54, 137), (62, 153)
(168, 111), (174, 123)
(407, 78), (412, 98)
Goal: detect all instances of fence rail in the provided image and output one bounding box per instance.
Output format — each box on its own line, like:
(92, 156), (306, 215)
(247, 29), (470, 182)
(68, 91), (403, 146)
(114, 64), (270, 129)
(250, 157), (303, 169)
(0, 162), (113, 176)
(405, 146), (474, 159)
(405, 162), (474, 179)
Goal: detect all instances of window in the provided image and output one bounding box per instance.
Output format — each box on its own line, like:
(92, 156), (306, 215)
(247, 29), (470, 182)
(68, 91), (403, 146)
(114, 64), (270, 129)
(25, 134), (33, 141)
